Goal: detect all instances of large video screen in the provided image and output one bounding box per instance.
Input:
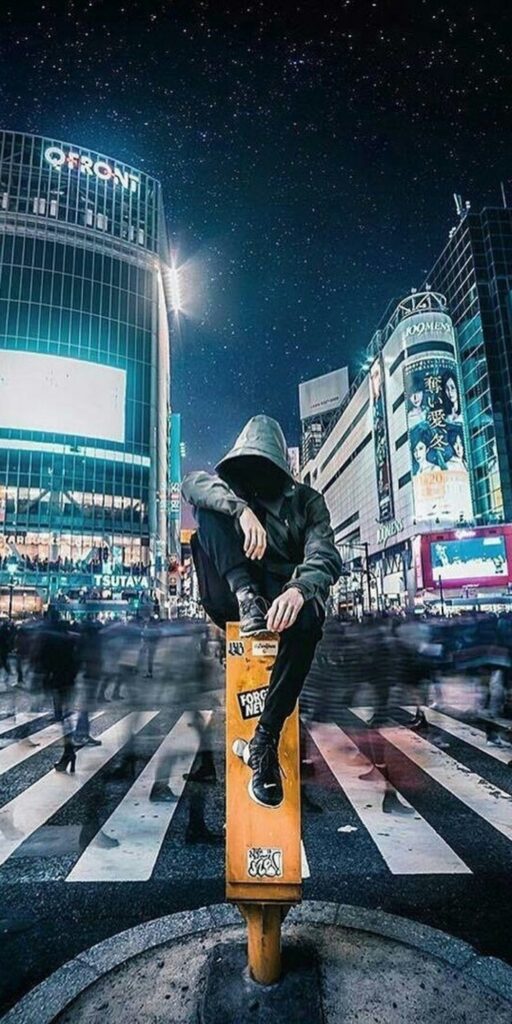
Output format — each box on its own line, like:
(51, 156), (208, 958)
(0, 351), (126, 442)
(430, 534), (508, 583)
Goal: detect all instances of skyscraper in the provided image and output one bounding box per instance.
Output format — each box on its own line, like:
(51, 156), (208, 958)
(427, 205), (512, 523)
(0, 131), (172, 615)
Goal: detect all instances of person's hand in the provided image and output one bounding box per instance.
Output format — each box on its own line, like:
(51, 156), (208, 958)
(266, 587), (304, 633)
(239, 507), (267, 560)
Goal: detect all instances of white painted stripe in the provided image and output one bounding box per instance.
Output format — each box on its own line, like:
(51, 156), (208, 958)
(351, 708), (512, 844)
(0, 712), (157, 866)
(0, 712), (47, 738)
(0, 712), (104, 775)
(67, 712), (212, 882)
(300, 841), (310, 880)
(402, 706), (512, 766)
(309, 722), (470, 875)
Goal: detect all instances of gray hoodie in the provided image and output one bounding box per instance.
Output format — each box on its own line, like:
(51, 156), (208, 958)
(182, 415), (342, 605)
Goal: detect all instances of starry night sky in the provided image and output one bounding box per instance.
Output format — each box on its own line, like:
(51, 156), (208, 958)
(0, 0), (511, 473)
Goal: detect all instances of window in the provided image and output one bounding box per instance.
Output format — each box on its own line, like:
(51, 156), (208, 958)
(398, 471), (411, 489)
(395, 432), (407, 450)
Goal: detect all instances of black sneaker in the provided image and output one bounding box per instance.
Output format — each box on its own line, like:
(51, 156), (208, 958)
(243, 725), (284, 808)
(236, 586), (268, 637)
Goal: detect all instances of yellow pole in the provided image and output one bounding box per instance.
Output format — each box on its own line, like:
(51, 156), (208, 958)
(239, 903), (282, 984)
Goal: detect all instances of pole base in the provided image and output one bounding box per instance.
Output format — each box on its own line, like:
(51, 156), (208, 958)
(198, 941), (322, 1024)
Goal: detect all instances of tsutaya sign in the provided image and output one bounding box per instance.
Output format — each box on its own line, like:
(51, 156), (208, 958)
(44, 146), (140, 193)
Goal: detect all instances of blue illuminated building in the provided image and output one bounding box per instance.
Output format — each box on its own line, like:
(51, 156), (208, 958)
(0, 131), (173, 615)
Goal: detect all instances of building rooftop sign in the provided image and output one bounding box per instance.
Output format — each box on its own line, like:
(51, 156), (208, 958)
(44, 145), (140, 193)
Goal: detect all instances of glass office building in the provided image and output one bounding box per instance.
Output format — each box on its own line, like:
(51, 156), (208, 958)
(0, 131), (172, 614)
(427, 206), (512, 524)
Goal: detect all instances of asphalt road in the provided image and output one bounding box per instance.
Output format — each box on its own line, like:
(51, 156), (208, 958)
(1, 690), (512, 1016)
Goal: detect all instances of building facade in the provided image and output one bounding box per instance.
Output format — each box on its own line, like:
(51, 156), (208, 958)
(0, 131), (172, 616)
(302, 291), (496, 614)
(426, 206), (512, 524)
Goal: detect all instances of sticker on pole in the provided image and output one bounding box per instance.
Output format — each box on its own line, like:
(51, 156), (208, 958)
(236, 685), (268, 720)
(228, 640), (245, 657)
(252, 639), (279, 657)
(247, 847), (283, 878)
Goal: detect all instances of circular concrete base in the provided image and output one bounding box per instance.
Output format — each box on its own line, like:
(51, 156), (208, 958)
(2, 903), (512, 1024)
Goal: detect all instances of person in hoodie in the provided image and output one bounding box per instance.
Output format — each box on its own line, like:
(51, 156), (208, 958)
(182, 415), (342, 809)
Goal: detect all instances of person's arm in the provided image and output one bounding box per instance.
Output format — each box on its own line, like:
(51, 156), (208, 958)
(282, 491), (343, 603)
(181, 471), (248, 518)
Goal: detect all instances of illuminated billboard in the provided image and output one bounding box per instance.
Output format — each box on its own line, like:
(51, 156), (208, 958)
(0, 351), (126, 442)
(370, 357), (393, 522)
(403, 353), (473, 522)
(430, 534), (508, 584)
(420, 526), (512, 590)
(299, 367), (349, 421)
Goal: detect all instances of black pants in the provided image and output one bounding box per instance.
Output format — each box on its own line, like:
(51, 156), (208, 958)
(196, 508), (324, 736)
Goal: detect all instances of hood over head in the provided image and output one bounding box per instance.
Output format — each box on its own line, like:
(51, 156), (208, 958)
(216, 415), (294, 496)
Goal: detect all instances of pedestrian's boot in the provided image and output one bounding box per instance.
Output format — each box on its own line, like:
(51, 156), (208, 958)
(409, 708), (429, 733)
(233, 723), (283, 808)
(183, 750), (217, 784)
(149, 782), (178, 803)
(54, 747), (76, 774)
(235, 586), (268, 637)
(382, 785), (415, 815)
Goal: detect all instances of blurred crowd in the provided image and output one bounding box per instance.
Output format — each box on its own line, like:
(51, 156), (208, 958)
(0, 611), (225, 845)
(1, 606), (511, 836)
(300, 610), (512, 813)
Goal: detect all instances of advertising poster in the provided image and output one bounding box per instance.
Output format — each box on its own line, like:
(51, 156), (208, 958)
(370, 358), (393, 522)
(403, 355), (473, 522)
(430, 534), (508, 583)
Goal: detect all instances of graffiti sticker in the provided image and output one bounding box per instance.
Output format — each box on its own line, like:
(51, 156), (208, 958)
(247, 847), (283, 879)
(236, 685), (269, 720)
(228, 640), (245, 657)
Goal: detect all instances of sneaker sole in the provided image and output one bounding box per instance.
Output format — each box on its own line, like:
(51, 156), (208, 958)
(239, 626), (272, 638)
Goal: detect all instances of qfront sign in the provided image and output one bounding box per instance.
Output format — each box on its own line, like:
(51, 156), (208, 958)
(44, 146), (140, 193)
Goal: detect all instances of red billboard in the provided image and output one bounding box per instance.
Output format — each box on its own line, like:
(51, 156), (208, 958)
(421, 525), (512, 590)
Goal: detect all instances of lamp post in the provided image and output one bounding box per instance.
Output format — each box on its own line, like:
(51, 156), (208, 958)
(438, 574), (445, 616)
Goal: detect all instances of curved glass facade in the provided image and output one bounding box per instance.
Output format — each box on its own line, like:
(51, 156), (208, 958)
(0, 131), (171, 610)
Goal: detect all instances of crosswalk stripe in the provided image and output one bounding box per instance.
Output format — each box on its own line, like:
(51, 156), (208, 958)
(0, 712), (104, 776)
(308, 722), (471, 875)
(0, 712), (47, 737)
(67, 711), (212, 882)
(300, 841), (310, 879)
(402, 706), (512, 765)
(0, 711), (158, 867)
(351, 708), (512, 844)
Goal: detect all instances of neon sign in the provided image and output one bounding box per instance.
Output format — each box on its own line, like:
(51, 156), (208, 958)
(44, 146), (139, 193)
